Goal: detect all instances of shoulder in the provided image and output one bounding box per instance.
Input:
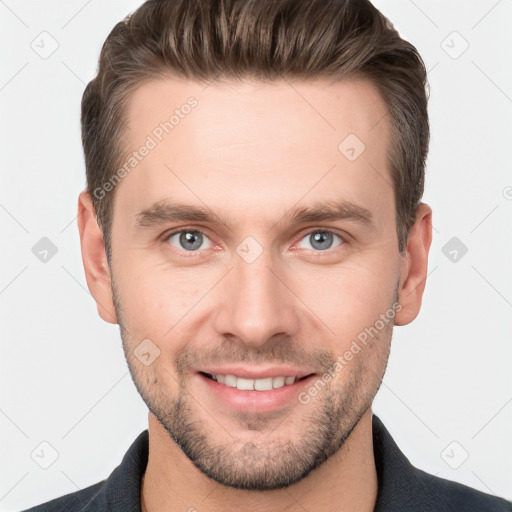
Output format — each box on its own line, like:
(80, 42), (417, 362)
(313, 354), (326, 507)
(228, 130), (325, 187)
(20, 429), (149, 511)
(412, 466), (512, 511)
(19, 480), (107, 512)
(372, 414), (512, 511)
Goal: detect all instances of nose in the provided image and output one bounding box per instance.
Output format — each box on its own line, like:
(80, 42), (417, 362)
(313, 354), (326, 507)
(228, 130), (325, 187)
(212, 249), (301, 349)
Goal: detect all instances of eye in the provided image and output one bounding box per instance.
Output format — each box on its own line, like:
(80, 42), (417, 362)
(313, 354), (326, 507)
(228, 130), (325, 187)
(296, 229), (344, 252)
(165, 229), (213, 253)
(162, 227), (345, 256)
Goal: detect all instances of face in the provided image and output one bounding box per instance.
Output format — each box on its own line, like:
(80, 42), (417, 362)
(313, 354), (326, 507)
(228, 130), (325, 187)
(83, 76), (425, 491)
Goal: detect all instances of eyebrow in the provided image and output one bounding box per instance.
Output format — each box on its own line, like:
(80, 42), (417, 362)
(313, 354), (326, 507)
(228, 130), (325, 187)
(134, 199), (374, 231)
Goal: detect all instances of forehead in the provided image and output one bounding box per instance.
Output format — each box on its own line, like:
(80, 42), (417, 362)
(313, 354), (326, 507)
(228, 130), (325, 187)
(125, 76), (389, 153)
(114, 76), (393, 230)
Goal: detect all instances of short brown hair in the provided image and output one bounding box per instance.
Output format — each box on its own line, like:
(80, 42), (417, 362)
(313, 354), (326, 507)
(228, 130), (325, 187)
(81, 0), (430, 262)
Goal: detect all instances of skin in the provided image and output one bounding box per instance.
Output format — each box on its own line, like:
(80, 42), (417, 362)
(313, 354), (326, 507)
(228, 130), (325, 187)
(78, 76), (432, 512)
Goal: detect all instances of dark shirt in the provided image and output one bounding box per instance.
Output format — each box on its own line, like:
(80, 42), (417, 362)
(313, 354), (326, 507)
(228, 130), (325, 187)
(21, 414), (511, 511)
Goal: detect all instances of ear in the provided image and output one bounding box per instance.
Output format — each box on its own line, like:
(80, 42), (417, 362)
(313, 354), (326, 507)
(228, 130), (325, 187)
(77, 190), (118, 324)
(394, 203), (432, 326)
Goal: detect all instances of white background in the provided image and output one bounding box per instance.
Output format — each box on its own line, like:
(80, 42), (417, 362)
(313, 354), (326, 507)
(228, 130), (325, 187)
(1, 0), (511, 510)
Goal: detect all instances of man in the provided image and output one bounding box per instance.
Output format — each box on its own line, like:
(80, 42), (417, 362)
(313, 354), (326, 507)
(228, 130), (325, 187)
(23, 0), (511, 510)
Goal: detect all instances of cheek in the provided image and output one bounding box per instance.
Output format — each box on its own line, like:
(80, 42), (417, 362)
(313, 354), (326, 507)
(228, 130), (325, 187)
(118, 265), (210, 333)
(297, 258), (397, 341)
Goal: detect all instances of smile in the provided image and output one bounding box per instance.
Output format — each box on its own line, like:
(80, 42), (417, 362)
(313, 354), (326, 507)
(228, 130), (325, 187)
(201, 372), (309, 391)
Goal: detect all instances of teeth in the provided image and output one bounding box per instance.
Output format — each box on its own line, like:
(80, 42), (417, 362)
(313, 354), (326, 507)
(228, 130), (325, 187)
(224, 374), (237, 387)
(211, 374), (299, 391)
(254, 377), (273, 391)
(273, 376), (285, 388)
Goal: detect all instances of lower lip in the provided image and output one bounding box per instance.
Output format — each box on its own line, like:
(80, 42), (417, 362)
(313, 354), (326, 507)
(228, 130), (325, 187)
(197, 373), (317, 413)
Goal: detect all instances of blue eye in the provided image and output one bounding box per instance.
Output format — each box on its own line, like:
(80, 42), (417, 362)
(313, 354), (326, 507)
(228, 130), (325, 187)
(163, 228), (344, 256)
(297, 230), (343, 251)
(166, 229), (213, 252)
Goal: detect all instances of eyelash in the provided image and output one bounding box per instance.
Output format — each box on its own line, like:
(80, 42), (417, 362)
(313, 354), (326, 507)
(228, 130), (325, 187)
(161, 227), (347, 258)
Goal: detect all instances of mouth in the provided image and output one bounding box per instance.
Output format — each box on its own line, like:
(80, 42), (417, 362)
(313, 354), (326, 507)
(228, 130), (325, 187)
(199, 371), (312, 391)
(196, 371), (318, 413)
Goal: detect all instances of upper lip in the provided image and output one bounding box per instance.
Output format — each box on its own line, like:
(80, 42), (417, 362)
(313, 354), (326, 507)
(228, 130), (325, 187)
(198, 366), (316, 380)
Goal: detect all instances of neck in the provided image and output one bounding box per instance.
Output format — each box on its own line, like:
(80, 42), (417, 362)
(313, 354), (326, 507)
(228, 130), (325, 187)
(141, 408), (378, 512)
